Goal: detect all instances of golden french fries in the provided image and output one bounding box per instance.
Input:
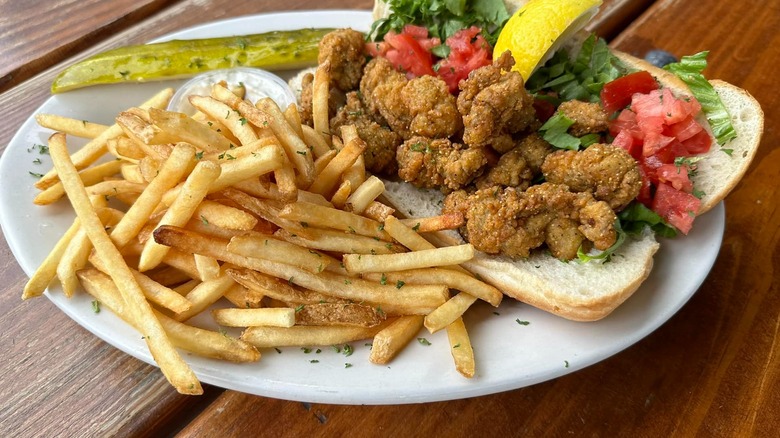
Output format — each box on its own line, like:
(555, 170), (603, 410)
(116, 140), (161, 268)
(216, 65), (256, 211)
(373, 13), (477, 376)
(24, 77), (499, 393)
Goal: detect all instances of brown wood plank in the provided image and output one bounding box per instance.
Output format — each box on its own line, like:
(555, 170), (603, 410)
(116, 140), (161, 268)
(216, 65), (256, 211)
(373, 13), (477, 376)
(0, 0), (179, 93)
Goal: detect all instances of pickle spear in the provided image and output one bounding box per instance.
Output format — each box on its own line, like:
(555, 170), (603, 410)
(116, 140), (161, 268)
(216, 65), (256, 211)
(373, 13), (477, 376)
(51, 28), (334, 93)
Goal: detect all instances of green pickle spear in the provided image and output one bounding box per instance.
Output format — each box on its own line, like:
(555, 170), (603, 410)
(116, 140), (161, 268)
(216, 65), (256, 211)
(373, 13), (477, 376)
(51, 28), (334, 93)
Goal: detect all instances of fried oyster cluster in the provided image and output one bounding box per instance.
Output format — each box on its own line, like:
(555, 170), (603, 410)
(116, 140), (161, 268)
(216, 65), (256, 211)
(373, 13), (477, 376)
(298, 29), (642, 261)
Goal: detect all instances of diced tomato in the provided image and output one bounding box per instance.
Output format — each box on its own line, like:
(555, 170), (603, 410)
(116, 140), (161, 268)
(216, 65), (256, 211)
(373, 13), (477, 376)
(366, 25), (490, 94)
(682, 129), (712, 154)
(664, 115), (703, 141)
(608, 80), (712, 233)
(657, 164), (694, 193)
(652, 182), (701, 234)
(436, 26), (492, 93)
(402, 24), (429, 39)
(613, 129), (641, 160)
(600, 70), (659, 113)
(365, 41), (388, 57)
(632, 90), (665, 118)
(610, 109), (643, 140)
(383, 32), (436, 77)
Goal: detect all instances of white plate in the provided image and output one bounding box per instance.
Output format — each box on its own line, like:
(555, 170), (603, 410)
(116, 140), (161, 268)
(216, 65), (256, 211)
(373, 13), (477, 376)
(0, 10), (724, 404)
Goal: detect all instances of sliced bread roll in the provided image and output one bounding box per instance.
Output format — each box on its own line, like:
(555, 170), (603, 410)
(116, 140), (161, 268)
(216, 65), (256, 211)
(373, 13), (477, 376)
(381, 51), (763, 322)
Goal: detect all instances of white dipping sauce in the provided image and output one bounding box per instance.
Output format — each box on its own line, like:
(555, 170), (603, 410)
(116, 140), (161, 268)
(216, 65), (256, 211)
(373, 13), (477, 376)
(168, 67), (297, 115)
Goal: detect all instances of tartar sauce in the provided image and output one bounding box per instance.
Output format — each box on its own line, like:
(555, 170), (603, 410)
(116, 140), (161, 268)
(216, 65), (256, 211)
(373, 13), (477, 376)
(168, 67), (296, 115)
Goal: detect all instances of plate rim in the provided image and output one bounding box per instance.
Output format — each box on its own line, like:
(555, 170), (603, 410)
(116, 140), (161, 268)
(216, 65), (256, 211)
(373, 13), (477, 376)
(0, 9), (725, 405)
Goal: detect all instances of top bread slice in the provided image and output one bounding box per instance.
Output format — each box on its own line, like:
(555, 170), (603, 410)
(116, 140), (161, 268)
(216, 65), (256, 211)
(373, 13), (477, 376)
(381, 51), (763, 321)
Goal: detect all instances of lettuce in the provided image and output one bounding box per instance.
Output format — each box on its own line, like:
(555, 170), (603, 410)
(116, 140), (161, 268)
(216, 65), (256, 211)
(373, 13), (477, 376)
(664, 51), (737, 146)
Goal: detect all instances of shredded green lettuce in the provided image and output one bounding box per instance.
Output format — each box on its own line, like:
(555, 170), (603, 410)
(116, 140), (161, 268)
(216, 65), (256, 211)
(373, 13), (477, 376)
(618, 202), (677, 238)
(368, 0), (510, 46)
(527, 34), (627, 104)
(663, 51), (737, 146)
(576, 220), (626, 263)
(538, 113), (600, 150)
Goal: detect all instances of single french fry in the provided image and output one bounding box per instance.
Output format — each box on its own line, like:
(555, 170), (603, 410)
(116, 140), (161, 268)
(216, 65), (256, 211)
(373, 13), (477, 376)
(175, 273), (235, 322)
(273, 160), (299, 203)
(279, 201), (390, 240)
(48, 132), (201, 394)
(365, 268), (502, 307)
(22, 218), (82, 299)
(106, 137), (146, 162)
(275, 228), (403, 255)
(343, 244), (475, 274)
(194, 254), (222, 281)
(312, 61), (331, 146)
(307, 136), (365, 197)
(35, 114), (109, 138)
(294, 303), (385, 327)
(139, 160), (221, 271)
(301, 124), (331, 158)
(189, 95), (258, 146)
(369, 315), (424, 364)
(447, 317), (475, 378)
(34, 160), (123, 205)
(173, 279), (201, 295)
(78, 268), (259, 362)
(110, 142), (197, 248)
(86, 180), (146, 199)
(283, 104), (304, 139)
(212, 307), (295, 327)
(121, 163), (145, 184)
(424, 293), (478, 334)
(227, 234), (329, 273)
(339, 126), (366, 189)
(194, 199), (258, 231)
(35, 88), (174, 190)
(330, 179), (351, 209)
(399, 213), (465, 233)
(345, 176), (384, 214)
(313, 148), (337, 175)
(362, 201), (395, 222)
(241, 324), (383, 348)
(223, 282), (264, 309)
(58, 207), (122, 297)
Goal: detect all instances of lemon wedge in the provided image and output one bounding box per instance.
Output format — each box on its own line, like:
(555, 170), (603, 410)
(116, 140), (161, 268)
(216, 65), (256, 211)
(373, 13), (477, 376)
(494, 0), (602, 80)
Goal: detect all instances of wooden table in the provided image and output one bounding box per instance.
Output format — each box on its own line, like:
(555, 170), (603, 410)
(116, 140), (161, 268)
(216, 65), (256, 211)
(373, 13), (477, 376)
(1, 0), (778, 436)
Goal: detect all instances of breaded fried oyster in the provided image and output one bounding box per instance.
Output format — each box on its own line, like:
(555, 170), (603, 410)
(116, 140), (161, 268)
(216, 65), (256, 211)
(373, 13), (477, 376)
(541, 143), (642, 210)
(396, 136), (487, 192)
(330, 91), (401, 175)
(361, 58), (462, 140)
(442, 183), (617, 260)
(457, 51), (537, 153)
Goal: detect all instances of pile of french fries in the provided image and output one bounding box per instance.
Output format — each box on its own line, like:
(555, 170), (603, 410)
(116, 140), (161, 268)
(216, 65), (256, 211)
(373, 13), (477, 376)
(23, 64), (503, 394)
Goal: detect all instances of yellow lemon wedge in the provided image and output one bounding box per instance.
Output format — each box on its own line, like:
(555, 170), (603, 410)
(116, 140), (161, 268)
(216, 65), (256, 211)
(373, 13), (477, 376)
(494, 0), (602, 80)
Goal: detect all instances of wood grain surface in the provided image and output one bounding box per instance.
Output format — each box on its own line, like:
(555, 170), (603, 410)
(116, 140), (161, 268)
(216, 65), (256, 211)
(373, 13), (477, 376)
(0, 0), (777, 437)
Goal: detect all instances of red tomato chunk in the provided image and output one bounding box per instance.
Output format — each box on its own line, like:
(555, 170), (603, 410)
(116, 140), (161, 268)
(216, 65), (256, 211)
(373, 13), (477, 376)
(605, 76), (712, 234)
(365, 25), (492, 94)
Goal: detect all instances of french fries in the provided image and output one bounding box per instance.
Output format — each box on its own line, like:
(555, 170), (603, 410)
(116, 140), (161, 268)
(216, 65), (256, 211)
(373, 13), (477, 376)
(23, 78), (498, 394)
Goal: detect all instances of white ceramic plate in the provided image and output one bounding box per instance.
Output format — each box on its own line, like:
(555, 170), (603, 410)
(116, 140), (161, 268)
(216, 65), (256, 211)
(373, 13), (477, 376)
(0, 10), (724, 404)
